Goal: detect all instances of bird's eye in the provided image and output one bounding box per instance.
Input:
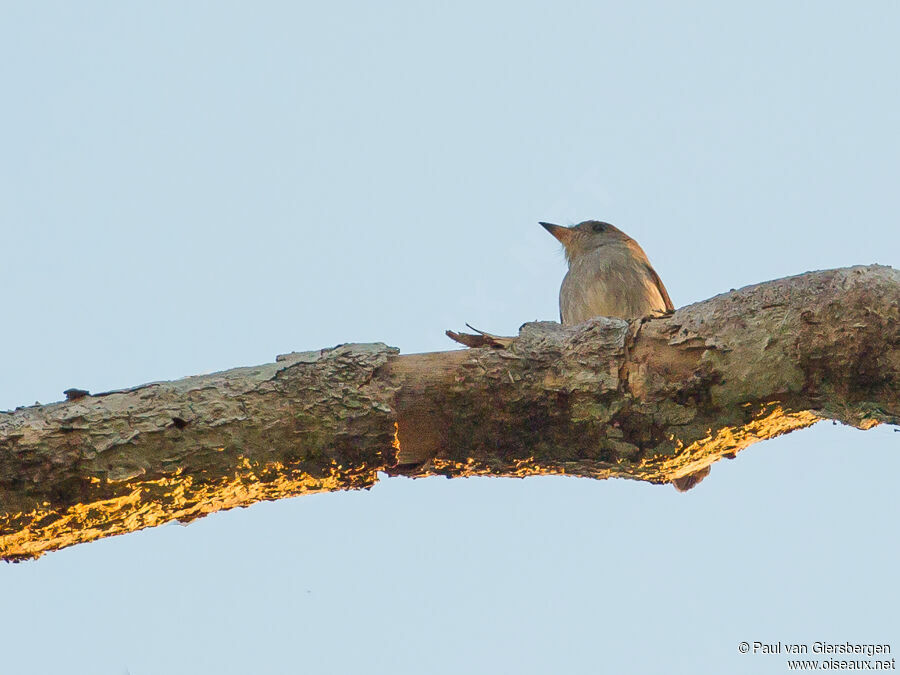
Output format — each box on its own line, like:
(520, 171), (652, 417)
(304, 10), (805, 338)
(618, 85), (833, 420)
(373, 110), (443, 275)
(591, 222), (606, 233)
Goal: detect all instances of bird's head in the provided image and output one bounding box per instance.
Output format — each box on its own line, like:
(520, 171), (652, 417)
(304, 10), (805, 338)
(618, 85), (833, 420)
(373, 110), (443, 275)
(540, 220), (631, 263)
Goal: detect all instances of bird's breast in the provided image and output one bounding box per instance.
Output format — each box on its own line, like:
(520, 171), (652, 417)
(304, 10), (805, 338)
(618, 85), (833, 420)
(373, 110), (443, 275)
(559, 246), (668, 323)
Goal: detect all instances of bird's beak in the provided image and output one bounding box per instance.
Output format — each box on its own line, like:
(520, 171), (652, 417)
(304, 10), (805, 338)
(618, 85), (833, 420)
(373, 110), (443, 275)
(540, 221), (573, 247)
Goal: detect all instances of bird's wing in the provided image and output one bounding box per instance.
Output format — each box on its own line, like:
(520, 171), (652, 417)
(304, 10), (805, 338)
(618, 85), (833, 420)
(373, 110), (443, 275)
(644, 263), (675, 311)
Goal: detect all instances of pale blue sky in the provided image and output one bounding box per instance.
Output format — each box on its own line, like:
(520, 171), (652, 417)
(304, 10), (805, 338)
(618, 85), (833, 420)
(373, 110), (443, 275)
(1, 2), (897, 674)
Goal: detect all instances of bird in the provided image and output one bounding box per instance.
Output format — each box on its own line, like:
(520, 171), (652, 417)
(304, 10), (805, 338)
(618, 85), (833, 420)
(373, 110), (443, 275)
(540, 220), (673, 324)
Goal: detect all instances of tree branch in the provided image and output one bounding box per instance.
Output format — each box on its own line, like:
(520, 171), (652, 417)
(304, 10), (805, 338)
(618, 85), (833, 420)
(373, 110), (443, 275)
(2, 265), (897, 561)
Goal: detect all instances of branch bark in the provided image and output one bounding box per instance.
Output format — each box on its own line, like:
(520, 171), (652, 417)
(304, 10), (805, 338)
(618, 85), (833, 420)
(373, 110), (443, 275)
(2, 265), (897, 561)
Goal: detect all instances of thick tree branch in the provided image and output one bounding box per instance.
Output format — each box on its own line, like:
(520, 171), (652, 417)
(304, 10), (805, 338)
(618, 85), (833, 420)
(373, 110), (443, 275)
(1, 265), (897, 561)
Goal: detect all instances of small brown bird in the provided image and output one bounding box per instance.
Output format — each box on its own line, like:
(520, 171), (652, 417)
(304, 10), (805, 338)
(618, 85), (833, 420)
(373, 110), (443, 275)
(540, 220), (673, 324)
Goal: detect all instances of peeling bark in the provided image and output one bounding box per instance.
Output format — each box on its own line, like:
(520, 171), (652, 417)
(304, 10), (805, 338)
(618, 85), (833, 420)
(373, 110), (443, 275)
(1, 265), (897, 561)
